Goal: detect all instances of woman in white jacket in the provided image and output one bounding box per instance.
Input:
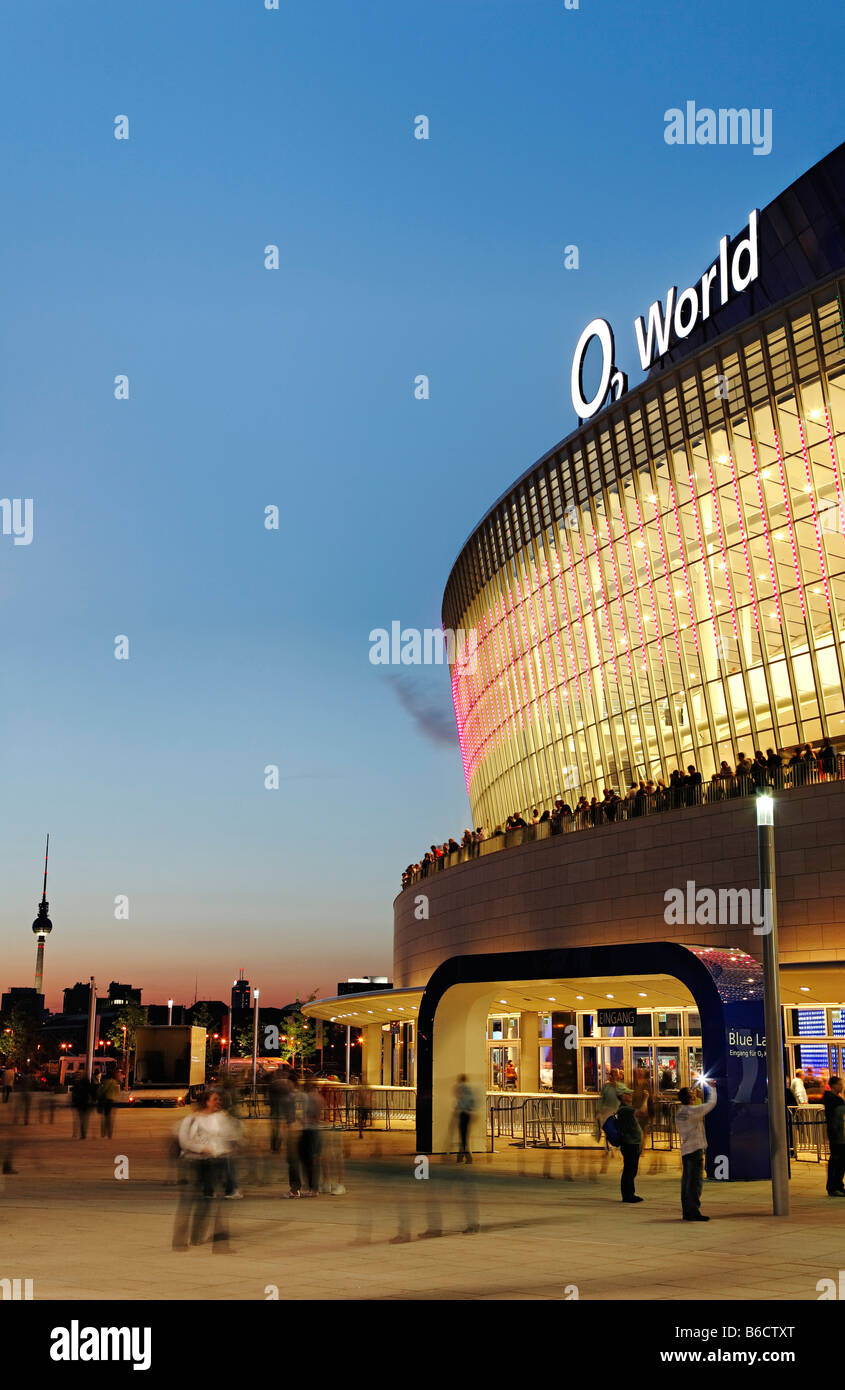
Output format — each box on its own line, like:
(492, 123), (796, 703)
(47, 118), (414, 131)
(173, 1091), (239, 1250)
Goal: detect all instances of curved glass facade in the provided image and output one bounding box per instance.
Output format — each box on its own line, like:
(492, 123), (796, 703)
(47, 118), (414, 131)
(444, 277), (845, 831)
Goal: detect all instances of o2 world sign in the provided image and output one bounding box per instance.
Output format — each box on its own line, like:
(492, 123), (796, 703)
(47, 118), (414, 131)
(570, 209), (760, 421)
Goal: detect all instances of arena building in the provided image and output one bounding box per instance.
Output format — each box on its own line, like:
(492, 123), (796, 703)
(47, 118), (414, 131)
(306, 143), (845, 1168)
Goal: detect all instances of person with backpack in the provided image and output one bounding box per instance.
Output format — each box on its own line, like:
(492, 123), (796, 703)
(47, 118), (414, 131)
(612, 1086), (644, 1203)
(595, 1069), (624, 1143)
(676, 1080), (717, 1221)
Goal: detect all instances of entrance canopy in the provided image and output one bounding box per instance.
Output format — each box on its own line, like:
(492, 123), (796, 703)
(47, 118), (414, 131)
(303, 987), (423, 1027)
(416, 942), (769, 1180)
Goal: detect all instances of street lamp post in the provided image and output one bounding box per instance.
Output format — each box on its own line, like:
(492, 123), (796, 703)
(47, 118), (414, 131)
(252, 988), (260, 1102)
(167, 999), (173, 1027)
(85, 977), (97, 1080)
(756, 792), (789, 1216)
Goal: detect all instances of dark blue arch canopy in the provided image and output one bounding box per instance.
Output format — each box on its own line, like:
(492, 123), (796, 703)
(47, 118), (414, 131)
(416, 941), (769, 1180)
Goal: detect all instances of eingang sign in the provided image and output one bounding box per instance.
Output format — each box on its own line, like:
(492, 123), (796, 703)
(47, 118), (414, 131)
(570, 209), (760, 421)
(597, 1007), (637, 1027)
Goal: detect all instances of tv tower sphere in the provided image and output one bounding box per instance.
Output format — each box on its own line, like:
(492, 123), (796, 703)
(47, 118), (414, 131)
(32, 904), (53, 936)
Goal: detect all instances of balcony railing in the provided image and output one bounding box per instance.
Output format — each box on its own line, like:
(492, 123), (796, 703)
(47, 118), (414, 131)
(402, 755), (845, 889)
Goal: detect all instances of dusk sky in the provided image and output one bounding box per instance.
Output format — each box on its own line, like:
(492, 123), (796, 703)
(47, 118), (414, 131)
(1, 0), (842, 1011)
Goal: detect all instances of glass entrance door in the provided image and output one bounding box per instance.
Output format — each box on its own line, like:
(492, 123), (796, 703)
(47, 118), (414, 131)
(489, 1045), (519, 1091)
(600, 1046), (625, 1088)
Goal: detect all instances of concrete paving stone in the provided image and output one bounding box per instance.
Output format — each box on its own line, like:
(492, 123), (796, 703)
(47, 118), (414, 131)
(2, 1113), (845, 1301)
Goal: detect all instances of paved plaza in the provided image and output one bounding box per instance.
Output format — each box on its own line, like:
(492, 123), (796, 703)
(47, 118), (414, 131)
(0, 1106), (841, 1301)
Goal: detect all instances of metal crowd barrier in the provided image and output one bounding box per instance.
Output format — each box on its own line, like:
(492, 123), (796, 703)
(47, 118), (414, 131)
(790, 1104), (830, 1162)
(317, 1084), (416, 1132)
(487, 1092), (681, 1151)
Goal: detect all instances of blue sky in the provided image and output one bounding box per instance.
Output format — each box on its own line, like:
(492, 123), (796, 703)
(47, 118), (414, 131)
(0, 0), (842, 1009)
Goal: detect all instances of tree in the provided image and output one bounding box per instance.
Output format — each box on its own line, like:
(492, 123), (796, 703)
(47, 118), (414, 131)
(278, 1011), (317, 1069)
(106, 1001), (147, 1073)
(0, 1007), (40, 1069)
(105, 1000), (146, 1051)
(234, 1023), (254, 1059)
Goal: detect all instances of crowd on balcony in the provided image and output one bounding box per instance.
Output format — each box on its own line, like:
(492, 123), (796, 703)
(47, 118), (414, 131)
(400, 738), (841, 888)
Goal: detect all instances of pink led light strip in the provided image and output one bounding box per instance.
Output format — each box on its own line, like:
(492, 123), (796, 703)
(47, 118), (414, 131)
(748, 438), (782, 627)
(559, 529), (595, 694)
(528, 558), (563, 724)
(618, 503), (650, 673)
(539, 550), (573, 708)
(667, 481), (699, 652)
(580, 527), (619, 686)
(631, 493), (664, 663)
(797, 416), (831, 611)
(824, 407), (845, 536)
(521, 566), (552, 724)
(726, 451), (760, 631)
(512, 571), (541, 724)
(772, 429), (806, 618)
(647, 492), (682, 663)
(596, 514), (634, 676)
(550, 545), (583, 707)
(704, 457), (739, 639)
(686, 475), (719, 644)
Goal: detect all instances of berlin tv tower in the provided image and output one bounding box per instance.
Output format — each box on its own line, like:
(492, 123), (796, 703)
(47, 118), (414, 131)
(32, 835), (53, 996)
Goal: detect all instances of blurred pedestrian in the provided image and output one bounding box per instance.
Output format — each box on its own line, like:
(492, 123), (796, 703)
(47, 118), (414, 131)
(454, 1075), (476, 1163)
(268, 1068), (293, 1153)
(172, 1091), (238, 1251)
(97, 1068), (121, 1139)
(823, 1076), (845, 1197)
(297, 1081), (322, 1195)
(71, 1073), (96, 1140)
(615, 1086), (643, 1203)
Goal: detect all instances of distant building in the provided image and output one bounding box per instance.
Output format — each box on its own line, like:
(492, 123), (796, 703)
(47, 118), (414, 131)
(187, 1001), (228, 1031)
(1, 987), (45, 1022)
(63, 982), (91, 1014)
(108, 982), (142, 1006)
(231, 971), (251, 1013)
(147, 1002), (187, 1026)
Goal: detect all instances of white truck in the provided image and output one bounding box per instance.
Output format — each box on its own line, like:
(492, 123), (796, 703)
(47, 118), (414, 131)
(128, 1025), (206, 1106)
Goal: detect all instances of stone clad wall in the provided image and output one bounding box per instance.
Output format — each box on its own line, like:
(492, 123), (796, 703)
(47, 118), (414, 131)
(393, 782), (845, 988)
